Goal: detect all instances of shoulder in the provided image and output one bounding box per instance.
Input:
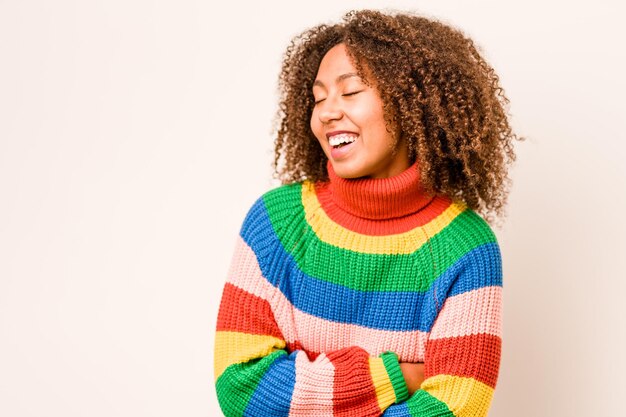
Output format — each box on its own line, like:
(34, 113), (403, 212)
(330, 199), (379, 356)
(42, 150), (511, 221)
(259, 181), (305, 210)
(239, 182), (306, 233)
(438, 199), (502, 275)
(444, 199), (499, 247)
(236, 182), (307, 255)
(447, 201), (502, 286)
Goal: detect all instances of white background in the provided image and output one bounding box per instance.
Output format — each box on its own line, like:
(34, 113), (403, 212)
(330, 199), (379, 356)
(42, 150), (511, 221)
(1, 0), (624, 416)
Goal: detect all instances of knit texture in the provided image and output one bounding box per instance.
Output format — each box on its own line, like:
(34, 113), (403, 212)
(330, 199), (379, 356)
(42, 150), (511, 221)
(214, 161), (502, 417)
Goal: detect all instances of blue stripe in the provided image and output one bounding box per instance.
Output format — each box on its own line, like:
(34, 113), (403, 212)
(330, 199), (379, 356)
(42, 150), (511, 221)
(448, 238), (502, 297)
(243, 352), (296, 417)
(384, 389), (454, 416)
(383, 402), (411, 416)
(240, 198), (502, 332)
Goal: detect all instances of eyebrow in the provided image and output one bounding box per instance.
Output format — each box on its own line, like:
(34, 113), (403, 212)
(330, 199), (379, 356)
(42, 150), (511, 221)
(312, 72), (361, 88)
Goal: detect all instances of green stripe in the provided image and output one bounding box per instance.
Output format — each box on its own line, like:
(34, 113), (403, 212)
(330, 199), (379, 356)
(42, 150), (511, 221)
(381, 351), (409, 403)
(407, 390), (455, 416)
(262, 185), (497, 292)
(215, 350), (287, 417)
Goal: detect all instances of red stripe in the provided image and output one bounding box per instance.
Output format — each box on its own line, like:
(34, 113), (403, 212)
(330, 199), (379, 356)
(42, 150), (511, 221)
(315, 182), (453, 235)
(425, 333), (501, 388)
(216, 283), (283, 340)
(328, 348), (381, 416)
(286, 341), (322, 361)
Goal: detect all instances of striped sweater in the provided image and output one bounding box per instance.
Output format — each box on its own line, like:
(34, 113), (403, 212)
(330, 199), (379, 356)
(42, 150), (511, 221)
(214, 161), (502, 417)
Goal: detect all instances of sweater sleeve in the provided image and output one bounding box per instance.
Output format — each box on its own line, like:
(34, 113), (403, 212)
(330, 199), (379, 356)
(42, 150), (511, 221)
(214, 198), (409, 417)
(383, 239), (503, 417)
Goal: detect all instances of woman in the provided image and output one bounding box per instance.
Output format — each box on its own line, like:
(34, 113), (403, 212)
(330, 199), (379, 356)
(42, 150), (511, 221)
(214, 9), (521, 417)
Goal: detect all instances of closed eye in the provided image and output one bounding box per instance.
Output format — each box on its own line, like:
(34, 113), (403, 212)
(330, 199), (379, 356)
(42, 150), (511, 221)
(313, 91), (363, 105)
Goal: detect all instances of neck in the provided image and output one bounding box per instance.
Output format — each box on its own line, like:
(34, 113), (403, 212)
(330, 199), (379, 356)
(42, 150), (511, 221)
(322, 160), (434, 220)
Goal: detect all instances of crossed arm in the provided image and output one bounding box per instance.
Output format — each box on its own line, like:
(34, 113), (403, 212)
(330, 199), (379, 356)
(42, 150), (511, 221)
(400, 362), (426, 395)
(214, 234), (502, 416)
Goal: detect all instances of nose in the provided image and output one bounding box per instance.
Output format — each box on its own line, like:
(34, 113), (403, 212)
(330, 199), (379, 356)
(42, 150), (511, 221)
(317, 95), (343, 124)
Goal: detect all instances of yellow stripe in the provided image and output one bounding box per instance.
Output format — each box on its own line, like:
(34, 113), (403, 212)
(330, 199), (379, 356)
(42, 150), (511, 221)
(301, 181), (466, 254)
(368, 357), (396, 411)
(421, 375), (494, 417)
(214, 331), (286, 382)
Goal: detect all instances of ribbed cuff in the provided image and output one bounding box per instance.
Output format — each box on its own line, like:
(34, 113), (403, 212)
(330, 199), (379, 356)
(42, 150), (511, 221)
(381, 351), (409, 403)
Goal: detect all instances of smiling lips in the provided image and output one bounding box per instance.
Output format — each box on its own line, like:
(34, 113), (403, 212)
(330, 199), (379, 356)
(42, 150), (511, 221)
(329, 133), (358, 147)
(326, 131), (359, 159)
(327, 131), (359, 147)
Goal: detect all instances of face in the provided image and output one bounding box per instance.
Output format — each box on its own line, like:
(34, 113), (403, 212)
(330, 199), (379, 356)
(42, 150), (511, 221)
(310, 43), (410, 179)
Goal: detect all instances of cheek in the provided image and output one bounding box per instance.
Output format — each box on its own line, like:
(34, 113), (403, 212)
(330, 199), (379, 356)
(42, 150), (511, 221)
(354, 96), (387, 130)
(309, 115), (327, 150)
(370, 100), (388, 128)
(310, 110), (322, 137)
(359, 109), (389, 141)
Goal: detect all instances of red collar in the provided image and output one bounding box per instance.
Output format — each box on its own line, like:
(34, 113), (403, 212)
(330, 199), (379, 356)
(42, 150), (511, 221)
(321, 160), (435, 220)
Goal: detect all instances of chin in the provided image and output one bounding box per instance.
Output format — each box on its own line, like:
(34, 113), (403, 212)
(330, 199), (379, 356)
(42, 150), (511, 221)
(330, 161), (367, 179)
(338, 171), (364, 179)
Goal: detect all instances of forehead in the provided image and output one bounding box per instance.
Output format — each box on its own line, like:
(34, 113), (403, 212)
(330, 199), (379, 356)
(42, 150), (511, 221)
(318, 44), (356, 74)
(314, 44), (363, 85)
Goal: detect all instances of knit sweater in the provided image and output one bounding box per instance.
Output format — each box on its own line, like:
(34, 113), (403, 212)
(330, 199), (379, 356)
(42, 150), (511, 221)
(214, 161), (502, 417)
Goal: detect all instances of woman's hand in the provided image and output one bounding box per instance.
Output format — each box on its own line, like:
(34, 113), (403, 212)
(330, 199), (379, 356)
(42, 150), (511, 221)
(399, 362), (425, 395)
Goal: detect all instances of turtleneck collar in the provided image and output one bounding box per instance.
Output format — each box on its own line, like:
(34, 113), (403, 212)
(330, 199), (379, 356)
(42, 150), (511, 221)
(323, 160), (435, 220)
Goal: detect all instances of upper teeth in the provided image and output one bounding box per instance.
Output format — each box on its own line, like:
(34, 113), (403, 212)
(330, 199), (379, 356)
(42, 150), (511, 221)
(329, 134), (358, 147)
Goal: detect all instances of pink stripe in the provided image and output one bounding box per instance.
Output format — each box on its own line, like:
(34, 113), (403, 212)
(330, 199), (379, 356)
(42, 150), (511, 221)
(291, 308), (427, 362)
(226, 236), (428, 362)
(288, 352), (335, 417)
(429, 286), (502, 340)
(225, 236), (271, 300)
(226, 236), (299, 343)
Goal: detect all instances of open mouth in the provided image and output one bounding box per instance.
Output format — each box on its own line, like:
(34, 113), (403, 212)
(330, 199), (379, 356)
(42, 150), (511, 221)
(334, 142), (352, 148)
(329, 133), (358, 148)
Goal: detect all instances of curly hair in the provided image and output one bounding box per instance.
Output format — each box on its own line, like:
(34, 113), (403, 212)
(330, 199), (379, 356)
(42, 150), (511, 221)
(272, 9), (523, 224)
